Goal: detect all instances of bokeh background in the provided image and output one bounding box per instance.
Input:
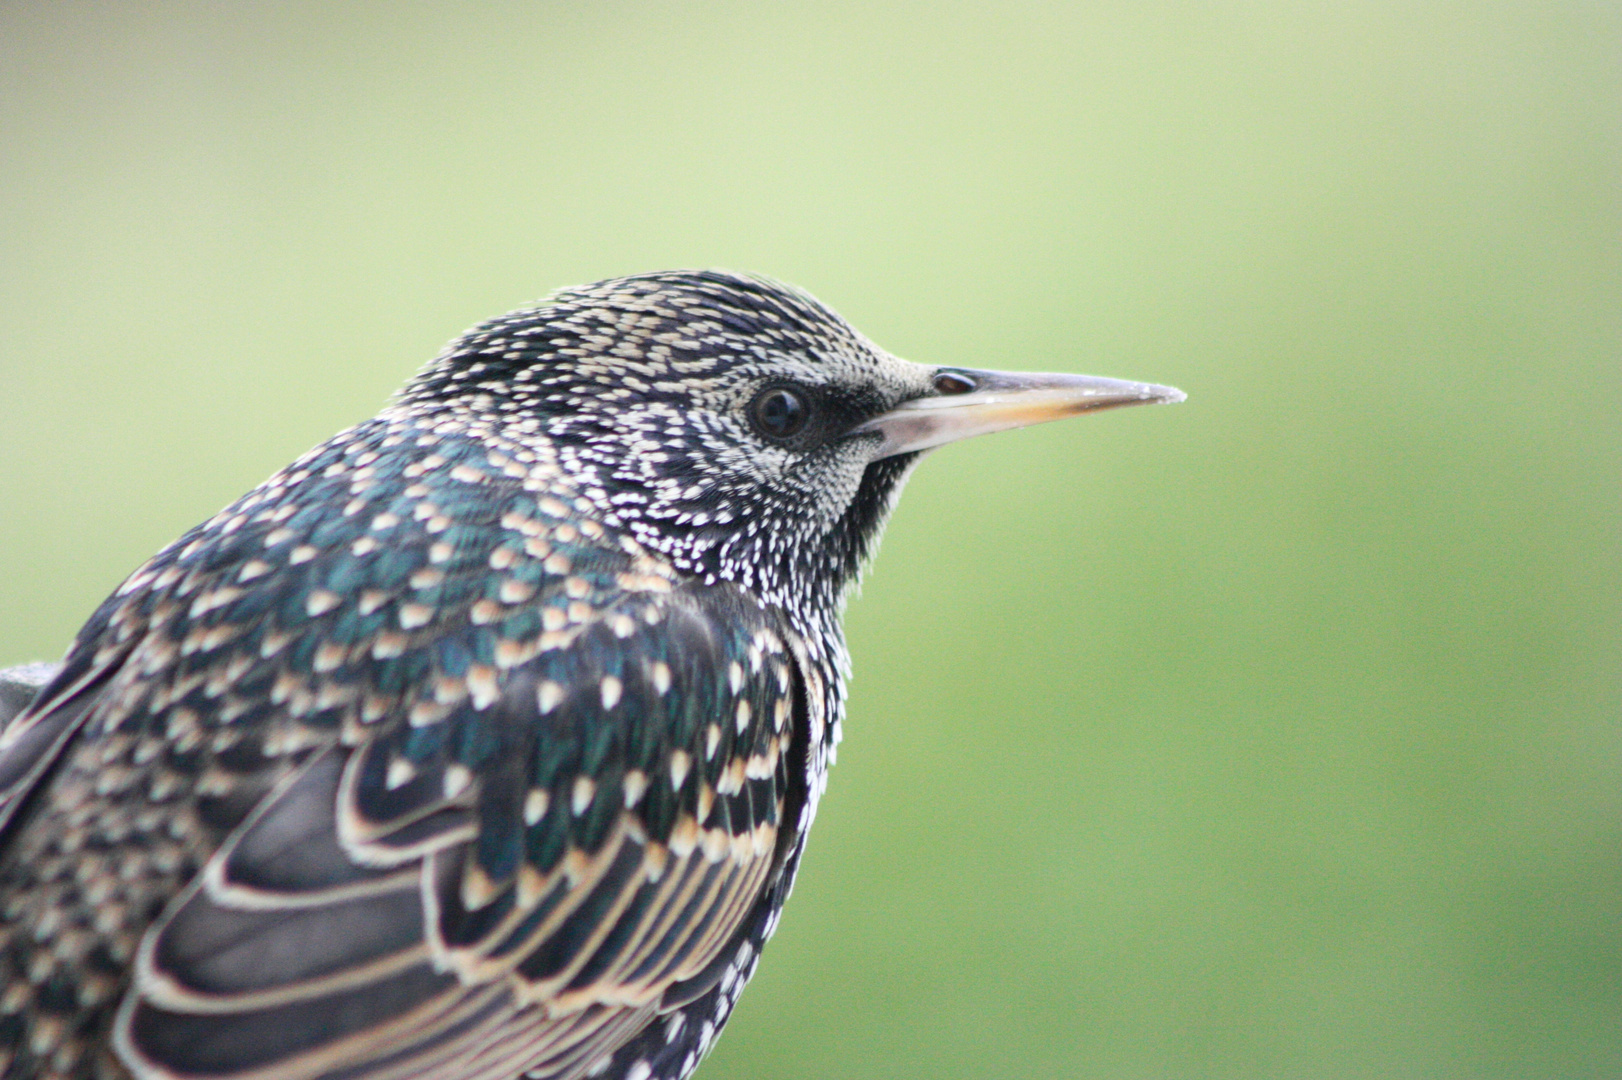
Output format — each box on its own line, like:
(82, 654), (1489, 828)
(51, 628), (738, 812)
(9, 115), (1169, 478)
(2, 3), (1618, 1077)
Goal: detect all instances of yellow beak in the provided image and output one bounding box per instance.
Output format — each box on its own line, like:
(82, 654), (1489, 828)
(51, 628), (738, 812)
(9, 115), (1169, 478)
(856, 369), (1186, 460)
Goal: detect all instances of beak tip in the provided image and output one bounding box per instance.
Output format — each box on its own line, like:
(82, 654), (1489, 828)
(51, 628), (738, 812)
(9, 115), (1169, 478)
(1154, 385), (1187, 405)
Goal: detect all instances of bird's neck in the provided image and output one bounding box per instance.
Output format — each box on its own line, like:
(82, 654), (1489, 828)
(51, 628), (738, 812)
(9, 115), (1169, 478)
(727, 451), (924, 645)
(393, 402), (920, 651)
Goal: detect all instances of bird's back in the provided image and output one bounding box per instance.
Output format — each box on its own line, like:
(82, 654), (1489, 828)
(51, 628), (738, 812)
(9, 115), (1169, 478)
(0, 407), (826, 1080)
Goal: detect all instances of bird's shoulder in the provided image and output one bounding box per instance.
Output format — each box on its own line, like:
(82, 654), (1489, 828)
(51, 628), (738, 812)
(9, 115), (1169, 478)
(35, 411), (666, 736)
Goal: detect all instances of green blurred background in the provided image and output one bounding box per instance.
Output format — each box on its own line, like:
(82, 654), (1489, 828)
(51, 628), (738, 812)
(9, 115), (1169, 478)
(2, 3), (1618, 1077)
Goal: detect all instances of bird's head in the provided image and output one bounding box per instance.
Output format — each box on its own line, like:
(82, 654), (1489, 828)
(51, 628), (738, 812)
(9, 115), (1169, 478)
(401, 270), (1183, 616)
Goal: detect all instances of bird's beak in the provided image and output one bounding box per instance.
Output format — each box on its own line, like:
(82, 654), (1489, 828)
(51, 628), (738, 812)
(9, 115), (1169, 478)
(855, 369), (1186, 460)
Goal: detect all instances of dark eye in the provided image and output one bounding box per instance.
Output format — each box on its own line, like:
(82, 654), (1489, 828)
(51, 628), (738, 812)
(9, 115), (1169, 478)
(751, 386), (811, 439)
(933, 371), (976, 395)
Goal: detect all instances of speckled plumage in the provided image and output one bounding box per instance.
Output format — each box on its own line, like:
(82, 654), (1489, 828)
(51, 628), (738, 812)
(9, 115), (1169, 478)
(0, 270), (1181, 1080)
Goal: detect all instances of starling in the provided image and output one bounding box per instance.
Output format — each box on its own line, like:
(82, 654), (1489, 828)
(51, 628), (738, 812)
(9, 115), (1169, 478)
(0, 271), (1183, 1080)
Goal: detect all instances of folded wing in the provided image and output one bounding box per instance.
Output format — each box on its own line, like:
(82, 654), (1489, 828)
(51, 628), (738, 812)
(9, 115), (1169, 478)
(115, 587), (806, 1080)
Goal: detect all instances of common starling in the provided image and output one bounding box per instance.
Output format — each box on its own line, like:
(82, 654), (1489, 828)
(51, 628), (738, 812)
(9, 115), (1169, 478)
(0, 271), (1182, 1080)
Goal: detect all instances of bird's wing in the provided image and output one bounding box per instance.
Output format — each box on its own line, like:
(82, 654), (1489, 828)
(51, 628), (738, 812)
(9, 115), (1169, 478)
(0, 595), (140, 842)
(113, 586), (807, 1080)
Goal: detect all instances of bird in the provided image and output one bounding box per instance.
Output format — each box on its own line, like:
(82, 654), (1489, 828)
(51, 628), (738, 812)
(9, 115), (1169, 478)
(0, 270), (1183, 1080)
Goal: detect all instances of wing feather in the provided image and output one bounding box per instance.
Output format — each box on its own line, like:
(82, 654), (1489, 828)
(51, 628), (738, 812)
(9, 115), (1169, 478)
(0, 654), (125, 842)
(116, 584), (806, 1079)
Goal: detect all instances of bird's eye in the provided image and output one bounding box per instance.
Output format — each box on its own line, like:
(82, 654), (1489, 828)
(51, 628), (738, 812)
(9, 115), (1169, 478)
(933, 371), (977, 395)
(751, 386), (812, 440)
